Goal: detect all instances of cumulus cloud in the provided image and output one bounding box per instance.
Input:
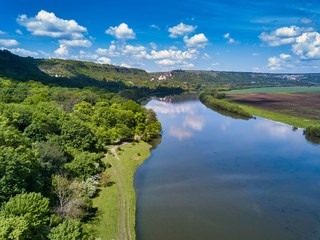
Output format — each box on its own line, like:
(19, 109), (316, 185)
(122, 45), (147, 58)
(0, 30), (6, 35)
(105, 23), (135, 40)
(155, 59), (194, 69)
(146, 49), (198, 60)
(260, 25), (320, 60)
(259, 25), (313, 46)
(168, 23), (197, 38)
(183, 33), (208, 48)
(59, 39), (92, 47)
(292, 32), (320, 59)
(156, 59), (176, 66)
(212, 62), (220, 66)
(54, 44), (68, 57)
(97, 57), (111, 64)
(0, 39), (19, 47)
(8, 48), (38, 57)
(96, 42), (120, 57)
(267, 53), (292, 70)
(223, 33), (238, 44)
(17, 10), (87, 39)
(78, 50), (98, 60)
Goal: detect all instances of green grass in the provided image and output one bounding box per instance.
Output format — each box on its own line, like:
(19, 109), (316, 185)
(86, 141), (152, 240)
(235, 104), (320, 128)
(226, 87), (320, 94)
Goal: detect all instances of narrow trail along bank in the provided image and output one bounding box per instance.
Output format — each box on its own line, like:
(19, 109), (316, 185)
(109, 143), (132, 240)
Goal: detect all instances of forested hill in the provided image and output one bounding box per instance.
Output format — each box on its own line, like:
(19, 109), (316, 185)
(150, 70), (320, 90)
(0, 50), (183, 100)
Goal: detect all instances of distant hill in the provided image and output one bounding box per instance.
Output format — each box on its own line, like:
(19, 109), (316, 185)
(0, 50), (153, 89)
(1, 50), (320, 93)
(150, 70), (320, 90)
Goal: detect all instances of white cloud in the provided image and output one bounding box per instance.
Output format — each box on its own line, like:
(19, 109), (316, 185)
(120, 63), (133, 68)
(168, 23), (197, 38)
(8, 48), (38, 57)
(280, 53), (291, 59)
(15, 29), (23, 35)
(150, 24), (160, 30)
(122, 45), (147, 58)
(97, 57), (111, 64)
(261, 25), (320, 61)
(183, 33), (208, 48)
(78, 50), (98, 60)
(96, 42), (120, 57)
(267, 53), (293, 71)
(155, 58), (194, 69)
(59, 39), (92, 47)
(223, 33), (238, 44)
(0, 30), (6, 35)
(252, 52), (260, 56)
(0, 39), (19, 47)
(105, 23), (135, 40)
(212, 62), (220, 66)
(169, 126), (192, 141)
(259, 25), (313, 46)
(17, 10), (87, 39)
(146, 49), (198, 60)
(292, 32), (320, 59)
(156, 59), (176, 66)
(54, 44), (68, 57)
(183, 115), (205, 131)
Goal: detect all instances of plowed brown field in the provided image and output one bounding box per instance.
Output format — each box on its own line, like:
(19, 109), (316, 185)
(227, 92), (320, 120)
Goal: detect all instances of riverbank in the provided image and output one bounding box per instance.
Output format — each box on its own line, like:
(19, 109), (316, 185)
(199, 92), (253, 118)
(86, 141), (152, 240)
(233, 104), (319, 129)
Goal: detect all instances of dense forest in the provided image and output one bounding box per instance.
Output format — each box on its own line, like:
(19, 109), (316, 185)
(0, 76), (162, 239)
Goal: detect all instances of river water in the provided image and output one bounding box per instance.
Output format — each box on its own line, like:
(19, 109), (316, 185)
(135, 94), (320, 240)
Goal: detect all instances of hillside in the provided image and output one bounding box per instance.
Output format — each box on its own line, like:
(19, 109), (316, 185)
(0, 50), (183, 100)
(2, 50), (320, 93)
(150, 70), (320, 90)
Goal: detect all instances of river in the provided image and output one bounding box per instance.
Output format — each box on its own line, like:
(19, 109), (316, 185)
(134, 94), (320, 240)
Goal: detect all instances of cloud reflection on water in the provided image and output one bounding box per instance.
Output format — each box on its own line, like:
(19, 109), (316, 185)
(147, 100), (205, 141)
(255, 120), (301, 138)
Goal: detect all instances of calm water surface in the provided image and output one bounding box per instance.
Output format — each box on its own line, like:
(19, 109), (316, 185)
(135, 95), (320, 240)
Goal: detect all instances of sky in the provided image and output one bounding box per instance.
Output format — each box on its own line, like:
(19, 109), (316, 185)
(0, 0), (320, 73)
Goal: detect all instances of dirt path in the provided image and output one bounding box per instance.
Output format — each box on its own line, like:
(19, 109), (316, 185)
(108, 143), (132, 240)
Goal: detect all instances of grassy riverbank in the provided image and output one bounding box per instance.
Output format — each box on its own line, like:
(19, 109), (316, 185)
(199, 92), (253, 118)
(233, 104), (320, 129)
(86, 141), (152, 240)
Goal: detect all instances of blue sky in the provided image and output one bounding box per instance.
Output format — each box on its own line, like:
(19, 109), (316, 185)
(0, 0), (320, 73)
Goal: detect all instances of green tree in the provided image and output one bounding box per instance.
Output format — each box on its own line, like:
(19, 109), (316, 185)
(48, 219), (93, 240)
(0, 215), (29, 240)
(0, 192), (50, 239)
(65, 152), (104, 180)
(60, 119), (98, 151)
(0, 147), (40, 203)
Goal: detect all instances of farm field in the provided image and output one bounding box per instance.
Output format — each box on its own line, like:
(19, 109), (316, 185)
(227, 87), (320, 94)
(226, 91), (320, 121)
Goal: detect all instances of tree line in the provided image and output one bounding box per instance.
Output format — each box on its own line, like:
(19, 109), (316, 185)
(0, 77), (161, 239)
